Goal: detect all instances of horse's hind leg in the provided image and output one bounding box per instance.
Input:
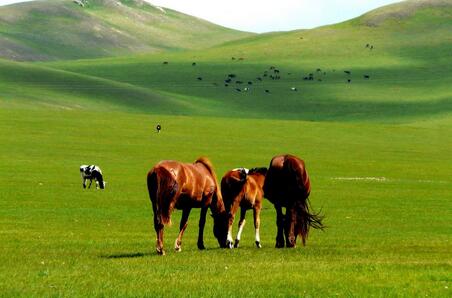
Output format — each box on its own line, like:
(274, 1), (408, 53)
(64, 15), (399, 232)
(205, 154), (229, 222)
(234, 207), (246, 248)
(253, 206), (262, 248)
(175, 208), (191, 252)
(284, 205), (296, 248)
(275, 205), (285, 248)
(197, 207), (208, 250)
(151, 198), (165, 255)
(88, 179), (93, 189)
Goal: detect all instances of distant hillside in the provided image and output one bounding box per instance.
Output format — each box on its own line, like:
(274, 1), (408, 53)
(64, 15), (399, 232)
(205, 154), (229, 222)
(0, 0), (253, 61)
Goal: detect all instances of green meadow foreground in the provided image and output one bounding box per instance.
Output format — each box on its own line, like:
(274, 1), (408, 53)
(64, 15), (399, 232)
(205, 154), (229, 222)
(1, 108), (450, 296)
(0, 0), (452, 296)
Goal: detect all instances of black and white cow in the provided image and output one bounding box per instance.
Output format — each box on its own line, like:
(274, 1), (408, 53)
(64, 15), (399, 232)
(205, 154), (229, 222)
(80, 165), (105, 189)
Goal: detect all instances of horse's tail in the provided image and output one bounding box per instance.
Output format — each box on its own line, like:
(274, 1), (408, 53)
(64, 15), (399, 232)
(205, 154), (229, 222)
(195, 157), (224, 213)
(147, 166), (178, 226)
(285, 155), (324, 245)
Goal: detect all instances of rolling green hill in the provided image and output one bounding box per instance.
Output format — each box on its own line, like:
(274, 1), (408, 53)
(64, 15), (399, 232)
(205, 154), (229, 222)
(33, 0), (450, 122)
(0, 0), (253, 61)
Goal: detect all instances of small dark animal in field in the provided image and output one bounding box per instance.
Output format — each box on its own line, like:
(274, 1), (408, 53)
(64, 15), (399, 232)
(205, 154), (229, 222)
(270, 66), (275, 70)
(263, 154), (324, 248)
(309, 73), (314, 77)
(316, 68), (321, 72)
(80, 165), (105, 189)
(232, 57), (236, 60)
(225, 78), (232, 83)
(265, 89), (270, 93)
(248, 81), (253, 85)
(291, 87), (297, 91)
(228, 74), (236, 78)
(370, 45), (374, 50)
(238, 57), (244, 61)
(236, 81), (243, 84)
(225, 84), (229, 87)
(236, 88), (242, 92)
(366, 44), (369, 48)
(348, 79), (351, 83)
(364, 75), (370, 79)
(221, 167), (267, 249)
(163, 61), (168, 65)
(263, 74), (268, 77)
(274, 69), (280, 74)
(257, 77), (262, 81)
(344, 71), (351, 75)
(197, 77), (203, 81)
(303, 77), (309, 81)
(147, 157), (229, 255)
(156, 123), (161, 133)
(192, 62), (196, 66)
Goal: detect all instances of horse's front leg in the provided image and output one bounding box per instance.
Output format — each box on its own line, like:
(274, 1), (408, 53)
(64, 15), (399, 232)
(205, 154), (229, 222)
(82, 178), (87, 189)
(175, 208), (191, 252)
(234, 207), (247, 248)
(275, 205), (285, 248)
(88, 179), (93, 189)
(253, 205), (262, 248)
(197, 207), (208, 250)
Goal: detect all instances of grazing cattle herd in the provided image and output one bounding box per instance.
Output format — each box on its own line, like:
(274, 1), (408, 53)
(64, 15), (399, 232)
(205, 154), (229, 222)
(81, 154), (325, 255)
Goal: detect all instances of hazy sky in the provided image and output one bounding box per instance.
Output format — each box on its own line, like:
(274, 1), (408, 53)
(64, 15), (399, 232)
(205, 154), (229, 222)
(0, 0), (404, 33)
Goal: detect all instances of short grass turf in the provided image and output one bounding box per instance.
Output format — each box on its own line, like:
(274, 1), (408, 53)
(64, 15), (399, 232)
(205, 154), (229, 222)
(0, 107), (451, 297)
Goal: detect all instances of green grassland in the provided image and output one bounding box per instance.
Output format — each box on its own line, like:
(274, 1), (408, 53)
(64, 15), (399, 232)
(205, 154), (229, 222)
(0, 0), (451, 296)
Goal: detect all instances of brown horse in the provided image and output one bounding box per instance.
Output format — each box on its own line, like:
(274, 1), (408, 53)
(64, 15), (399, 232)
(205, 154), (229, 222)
(221, 167), (267, 249)
(147, 157), (229, 255)
(263, 154), (324, 248)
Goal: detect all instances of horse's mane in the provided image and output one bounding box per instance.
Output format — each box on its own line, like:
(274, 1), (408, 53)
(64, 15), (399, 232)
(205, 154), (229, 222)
(195, 157), (219, 183)
(195, 157), (225, 214)
(249, 167), (268, 175)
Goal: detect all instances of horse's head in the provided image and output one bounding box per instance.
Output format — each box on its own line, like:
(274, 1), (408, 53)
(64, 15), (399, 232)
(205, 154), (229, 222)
(212, 212), (229, 248)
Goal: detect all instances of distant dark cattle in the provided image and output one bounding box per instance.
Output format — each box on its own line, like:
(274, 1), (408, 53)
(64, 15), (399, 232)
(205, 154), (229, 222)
(309, 77), (314, 81)
(225, 84), (229, 87)
(309, 73), (313, 77)
(248, 81), (253, 85)
(303, 77), (309, 81)
(269, 66), (275, 70)
(236, 81), (243, 84)
(197, 77), (203, 81)
(225, 79), (232, 83)
(263, 74), (268, 77)
(366, 44), (369, 48)
(265, 89), (270, 93)
(316, 68), (321, 72)
(291, 87), (297, 91)
(228, 74), (236, 78)
(347, 79), (351, 83)
(274, 69), (280, 74)
(192, 62), (196, 66)
(236, 88), (241, 92)
(344, 71), (351, 75)
(256, 77), (262, 81)
(232, 57), (236, 60)
(163, 61), (168, 65)
(364, 75), (370, 79)
(370, 45), (374, 50)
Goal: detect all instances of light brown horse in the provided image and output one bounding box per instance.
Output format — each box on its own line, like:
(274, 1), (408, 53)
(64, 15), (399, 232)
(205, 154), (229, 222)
(147, 157), (229, 255)
(221, 167), (267, 249)
(263, 154), (324, 248)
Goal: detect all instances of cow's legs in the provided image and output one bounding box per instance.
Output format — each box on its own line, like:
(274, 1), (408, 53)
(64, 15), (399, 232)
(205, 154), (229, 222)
(88, 179), (93, 189)
(253, 206), (262, 248)
(82, 178), (87, 189)
(197, 207), (208, 250)
(234, 207), (246, 248)
(275, 205), (285, 248)
(175, 208), (191, 252)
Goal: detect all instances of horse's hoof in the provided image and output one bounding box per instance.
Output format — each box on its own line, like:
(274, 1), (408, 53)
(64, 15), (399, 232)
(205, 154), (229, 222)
(174, 240), (182, 252)
(226, 240), (233, 249)
(255, 241), (262, 248)
(234, 239), (240, 248)
(197, 243), (205, 250)
(156, 248), (166, 255)
(275, 242), (285, 248)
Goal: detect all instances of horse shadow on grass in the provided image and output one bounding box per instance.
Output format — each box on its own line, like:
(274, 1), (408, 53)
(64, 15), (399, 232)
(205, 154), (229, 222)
(100, 251), (153, 259)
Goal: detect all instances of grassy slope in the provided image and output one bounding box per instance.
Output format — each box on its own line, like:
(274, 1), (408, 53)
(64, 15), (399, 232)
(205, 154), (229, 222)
(0, 0), (451, 296)
(0, 0), (252, 61)
(41, 0), (452, 122)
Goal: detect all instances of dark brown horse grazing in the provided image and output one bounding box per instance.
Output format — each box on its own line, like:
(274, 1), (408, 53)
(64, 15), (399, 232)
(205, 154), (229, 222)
(263, 154), (324, 248)
(221, 167), (267, 249)
(147, 157), (229, 255)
